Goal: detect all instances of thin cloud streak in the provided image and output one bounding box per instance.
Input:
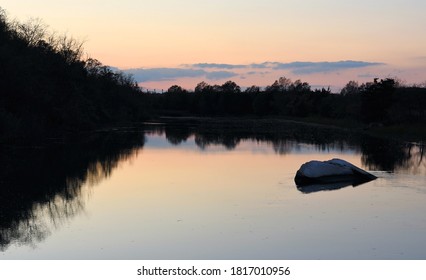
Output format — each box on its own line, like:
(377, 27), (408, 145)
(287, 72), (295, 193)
(190, 60), (384, 74)
(192, 63), (247, 69)
(206, 71), (238, 80)
(272, 60), (385, 75)
(124, 68), (204, 82)
(123, 68), (238, 82)
(123, 60), (384, 83)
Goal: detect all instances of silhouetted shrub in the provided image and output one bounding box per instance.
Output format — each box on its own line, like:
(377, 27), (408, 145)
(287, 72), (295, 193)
(0, 8), (146, 143)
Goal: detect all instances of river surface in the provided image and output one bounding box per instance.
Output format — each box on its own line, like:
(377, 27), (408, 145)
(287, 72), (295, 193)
(1, 122), (425, 259)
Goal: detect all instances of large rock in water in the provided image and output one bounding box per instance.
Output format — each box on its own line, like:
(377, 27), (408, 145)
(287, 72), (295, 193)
(294, 158), (377, 186)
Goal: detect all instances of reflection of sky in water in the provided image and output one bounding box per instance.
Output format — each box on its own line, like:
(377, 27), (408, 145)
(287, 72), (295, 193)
(1, 128), (425, 260)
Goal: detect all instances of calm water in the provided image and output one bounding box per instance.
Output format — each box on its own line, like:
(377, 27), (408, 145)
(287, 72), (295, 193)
(1, 123), (425, 259)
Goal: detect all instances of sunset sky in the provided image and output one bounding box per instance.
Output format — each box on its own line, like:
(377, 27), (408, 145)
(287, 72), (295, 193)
(2, 0), (426, 91)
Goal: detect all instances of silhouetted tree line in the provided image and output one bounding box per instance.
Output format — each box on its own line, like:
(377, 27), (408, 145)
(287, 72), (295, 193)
(0, 8), (147, 143)
(148, 77), (426, 126)
(1, 7), (425, 144)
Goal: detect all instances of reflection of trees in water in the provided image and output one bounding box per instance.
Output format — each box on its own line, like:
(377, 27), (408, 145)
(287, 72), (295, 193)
(195, 133), (241, 150)
(153, 123), (360, 154)
(164, 126), (192, 145)
(0, 131), (145, 251)
(0, 194), (85, 251)
(406, 144), (426, 175)
(361, 139), (425, 174)
(271, 139), (294, 154)
(360, 138), (410, 172)
(154, 123), (425, 174)
(271, 139), (358, 155)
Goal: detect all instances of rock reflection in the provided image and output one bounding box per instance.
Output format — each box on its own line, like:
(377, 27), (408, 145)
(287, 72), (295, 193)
(297, 181), (359, 194)
(0, 131), (145, 251)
